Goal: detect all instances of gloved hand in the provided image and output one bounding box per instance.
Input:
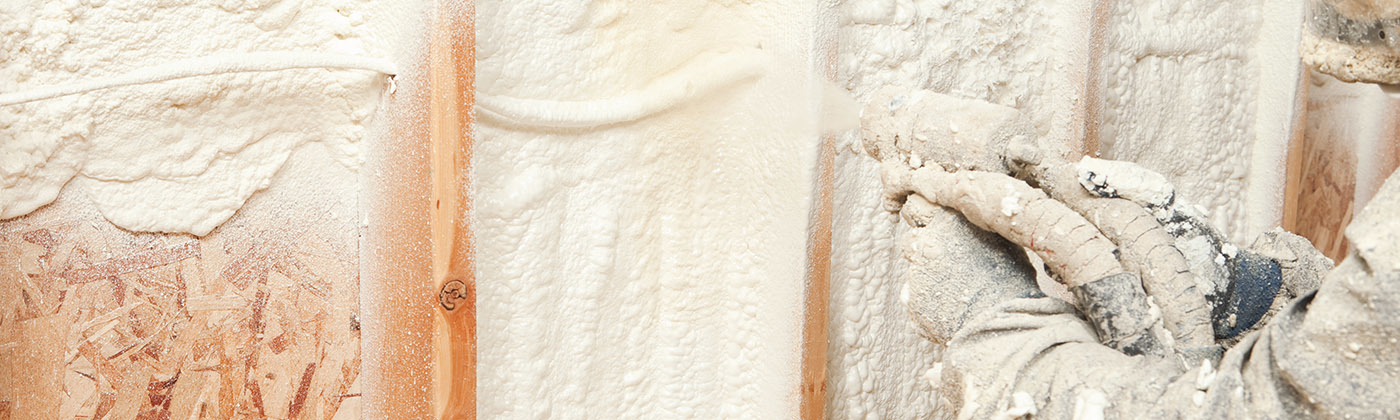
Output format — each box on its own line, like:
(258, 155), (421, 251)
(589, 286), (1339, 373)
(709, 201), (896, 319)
(865, 87), (1321, 360)
(898, 194), (1041, 346)
(866, 86), (1400, 419)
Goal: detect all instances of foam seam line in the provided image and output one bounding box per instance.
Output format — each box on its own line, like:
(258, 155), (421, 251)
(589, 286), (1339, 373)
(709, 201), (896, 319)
(0, 51), (398, 106)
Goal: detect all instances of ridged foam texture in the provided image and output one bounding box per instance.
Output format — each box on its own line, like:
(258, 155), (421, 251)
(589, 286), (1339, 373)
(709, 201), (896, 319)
(475, 1), (829, 417)
(1093, 0), (1303, 242)
(0, 0), (413, 235)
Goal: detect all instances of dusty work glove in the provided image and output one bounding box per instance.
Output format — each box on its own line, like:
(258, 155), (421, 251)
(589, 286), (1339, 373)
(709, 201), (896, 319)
(881, 160), (1171, 357)
(864, 87), (1313, 357)
(1072, 156), (1301, 341)
(914, 168), (1400, 419)
(898, 195), (1041, 345)
(864, 86), (1395, 418)
(863, 87), (1200, 354)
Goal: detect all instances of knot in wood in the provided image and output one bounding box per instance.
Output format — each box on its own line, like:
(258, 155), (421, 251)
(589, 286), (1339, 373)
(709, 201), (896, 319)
(439, 280), (470, 311)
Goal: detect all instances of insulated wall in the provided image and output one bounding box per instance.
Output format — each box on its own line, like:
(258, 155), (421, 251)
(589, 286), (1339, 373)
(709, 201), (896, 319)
(828, 0), (1095, 417)
(825, 0), (1307, 417)
(474, 1), (831, 417)
(0, 2), (425, 418)
(1090, 0), (1305, 242)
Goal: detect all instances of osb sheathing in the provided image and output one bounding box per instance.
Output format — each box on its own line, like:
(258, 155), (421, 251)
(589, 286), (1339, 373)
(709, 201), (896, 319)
(0, 163), (362, 420)
(1285, 76), (1400, 262)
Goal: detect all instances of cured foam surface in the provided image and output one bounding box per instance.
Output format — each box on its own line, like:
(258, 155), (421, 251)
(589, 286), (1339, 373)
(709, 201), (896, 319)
(1093, 0), (1303, 242)
(0, 0), (410, 235)
(842, 0), (1090, 149)
(475, 1), (825, 417)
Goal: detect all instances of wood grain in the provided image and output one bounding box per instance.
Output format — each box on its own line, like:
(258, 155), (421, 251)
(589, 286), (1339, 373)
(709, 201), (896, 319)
(429, 1), (476, 419)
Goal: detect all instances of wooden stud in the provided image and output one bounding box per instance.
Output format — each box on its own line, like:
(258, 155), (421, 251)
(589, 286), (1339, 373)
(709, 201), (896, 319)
(800, 18), (840, 420)
(429, 0), (477, 419)
(800, 134), (835, 420)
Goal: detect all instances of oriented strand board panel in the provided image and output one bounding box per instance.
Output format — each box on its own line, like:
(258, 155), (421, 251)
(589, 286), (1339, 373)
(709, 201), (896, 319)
(1286, 72), (1400, 261)
(0, 149), (363, 420)
(0, 0), (429, 416)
